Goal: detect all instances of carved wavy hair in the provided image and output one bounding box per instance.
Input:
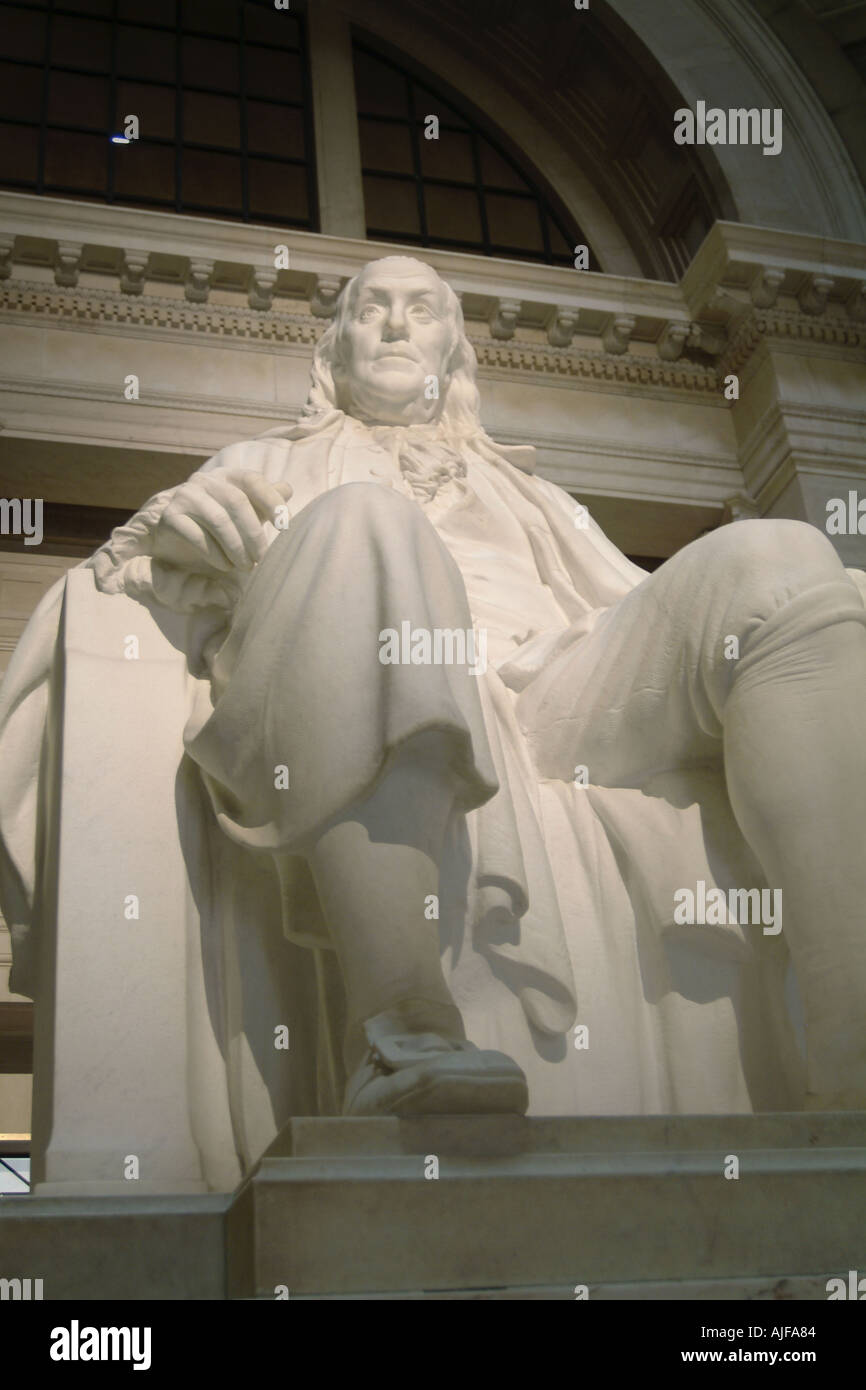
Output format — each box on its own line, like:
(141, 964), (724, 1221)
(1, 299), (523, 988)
(303, 257), (485, 443)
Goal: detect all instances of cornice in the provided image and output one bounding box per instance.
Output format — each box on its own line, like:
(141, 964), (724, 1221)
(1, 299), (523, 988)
(721, 304), (866, 377)
(1, 203), (864, 402)
(0, 281), (323, 349)
(471, 336), (719, 393)
(0, 279), (722, 396)
(0, 191), (681, 318)
(3, 276), (862, 406)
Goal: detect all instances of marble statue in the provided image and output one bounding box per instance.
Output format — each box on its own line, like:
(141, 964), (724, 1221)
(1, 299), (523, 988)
(2, 256), (866, 1160)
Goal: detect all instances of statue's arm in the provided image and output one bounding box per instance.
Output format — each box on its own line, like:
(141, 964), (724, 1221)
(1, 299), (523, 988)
(86, 484), (175, 591)
(85, 441), (292, 615)
(83, 485), (232, 615)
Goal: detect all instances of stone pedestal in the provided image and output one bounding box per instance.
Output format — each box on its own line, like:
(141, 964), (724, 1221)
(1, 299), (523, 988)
(226, 1113), (866, 1299)
(0, 1192), (228, 1299)
(2, 1114), (863, 1298)
(30, 570), (207, 1195)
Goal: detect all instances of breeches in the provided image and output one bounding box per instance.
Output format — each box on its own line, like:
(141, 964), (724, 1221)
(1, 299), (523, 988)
(515, 514), (866, 786)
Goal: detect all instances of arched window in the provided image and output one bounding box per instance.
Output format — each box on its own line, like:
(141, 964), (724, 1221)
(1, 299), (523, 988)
(1, 3), (625, 271)
(353, 39), (595, 269)
(0, 0), (317, 229)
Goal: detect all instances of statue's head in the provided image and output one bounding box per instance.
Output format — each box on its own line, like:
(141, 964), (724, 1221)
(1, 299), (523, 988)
(306, 257), (482, 435)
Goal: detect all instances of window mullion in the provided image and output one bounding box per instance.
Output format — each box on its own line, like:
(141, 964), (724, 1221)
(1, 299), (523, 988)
(305, 4), (365, 239)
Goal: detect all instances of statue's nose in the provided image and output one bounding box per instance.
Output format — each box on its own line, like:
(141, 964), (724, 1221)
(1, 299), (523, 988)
(382, 308), (409, 339)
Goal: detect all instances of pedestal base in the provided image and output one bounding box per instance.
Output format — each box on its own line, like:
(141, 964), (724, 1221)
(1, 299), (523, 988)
(227, 1113), (866, 1299)
(2, 1114), (864, 1299)
(0, 1193), (228, 1299)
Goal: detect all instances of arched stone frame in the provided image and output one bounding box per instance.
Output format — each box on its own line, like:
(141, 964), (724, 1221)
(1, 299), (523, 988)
(749, 0), (866, 200)
(606, 0), (866, 241)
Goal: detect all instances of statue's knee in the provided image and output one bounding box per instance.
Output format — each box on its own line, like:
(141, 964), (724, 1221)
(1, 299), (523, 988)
(289, 482), (425, 546)
(700, 518), (841, 591)
(310, 480), (419, 523)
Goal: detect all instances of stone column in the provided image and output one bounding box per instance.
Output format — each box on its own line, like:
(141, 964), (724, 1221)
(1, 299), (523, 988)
(683, 222), (866, 569)
(725, 306), (866, 570)
(307, 3), (367, 239)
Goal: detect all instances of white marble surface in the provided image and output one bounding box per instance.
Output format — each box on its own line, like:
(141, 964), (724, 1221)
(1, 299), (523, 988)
(2, 257), (865, 1195)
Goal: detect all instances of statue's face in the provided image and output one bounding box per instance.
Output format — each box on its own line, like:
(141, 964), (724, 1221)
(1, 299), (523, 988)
(336, 260), (455, 426)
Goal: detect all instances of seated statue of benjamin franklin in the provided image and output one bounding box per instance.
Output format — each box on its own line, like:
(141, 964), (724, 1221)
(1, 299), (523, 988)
(5, 255), (866, 1123)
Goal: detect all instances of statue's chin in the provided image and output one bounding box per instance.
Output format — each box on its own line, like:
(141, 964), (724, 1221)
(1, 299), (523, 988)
(347, 390), (439, 428)
(361, 410), (436, 426)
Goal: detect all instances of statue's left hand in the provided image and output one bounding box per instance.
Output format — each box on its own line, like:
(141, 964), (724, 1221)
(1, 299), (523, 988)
(152, 470), (293, 576)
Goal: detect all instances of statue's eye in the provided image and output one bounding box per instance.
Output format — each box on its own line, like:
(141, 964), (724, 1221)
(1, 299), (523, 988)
(358, 305), (381, 322)
(411, 304), (433, 320)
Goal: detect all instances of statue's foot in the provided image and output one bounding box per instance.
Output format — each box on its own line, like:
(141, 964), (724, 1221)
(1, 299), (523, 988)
(342, 1029), (529, 1117)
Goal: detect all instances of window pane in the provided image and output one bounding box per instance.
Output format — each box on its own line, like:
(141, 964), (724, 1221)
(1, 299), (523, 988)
(363, 175), (420, 237)
(183, 0), (238, 38)
(485, 193), (544, 252)
(359, 118), (413, 175)
(116, 82), (175, 141)
(243, 45), (302, 103)
(414, 87), (468, 131)
(118, 0), (176, 25)
(116, 24), (176, 81)
(44, 129), (107, 191)
(479, 142), (527, 192)
(51, 16), (111, 72)
(351, 38), (595, 267)
(182, 36), (238, 92)
(247, 101), (305, 159)
(354, 51), (408, 119)
(426, 184), (482, 243)
(184, 90), (240, 149)
(65, 0), (112, 14)
(0, 61), (42, 122)
(182, 147), (242, 209)
(420, 129), (474, 184)
(248, 159), (308, 223)
(114, 141), (174, 202)
(0, 3), (317, 230)
(47, 71), (108, 131)
(3, 3), (46, 60)
(243, 2), (299, 50)
(0, 121), (38, 182)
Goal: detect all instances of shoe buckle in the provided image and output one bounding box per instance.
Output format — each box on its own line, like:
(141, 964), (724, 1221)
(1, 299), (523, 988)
(368, 1043), (392, 1074)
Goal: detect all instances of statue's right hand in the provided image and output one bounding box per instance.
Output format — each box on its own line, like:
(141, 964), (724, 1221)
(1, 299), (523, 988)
(152, 470), (293, 575)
